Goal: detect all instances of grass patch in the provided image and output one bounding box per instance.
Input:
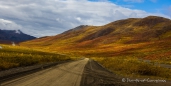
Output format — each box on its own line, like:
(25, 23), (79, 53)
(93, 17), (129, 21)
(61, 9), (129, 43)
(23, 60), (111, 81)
(92, 57), (171, 79)
(0, 44), (71, 70)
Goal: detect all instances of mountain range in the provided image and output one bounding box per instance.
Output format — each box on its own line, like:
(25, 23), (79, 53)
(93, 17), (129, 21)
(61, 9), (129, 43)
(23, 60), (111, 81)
(0, 29), (36, 44)
(21, 16), (171, 59)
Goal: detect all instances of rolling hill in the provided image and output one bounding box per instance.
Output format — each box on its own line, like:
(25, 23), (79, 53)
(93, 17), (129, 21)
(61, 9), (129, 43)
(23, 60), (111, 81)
(21, 16), (171, 61)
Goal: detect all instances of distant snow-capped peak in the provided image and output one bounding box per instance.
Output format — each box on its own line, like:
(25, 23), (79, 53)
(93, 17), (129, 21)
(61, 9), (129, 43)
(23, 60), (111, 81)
(15, 30), (22, 34)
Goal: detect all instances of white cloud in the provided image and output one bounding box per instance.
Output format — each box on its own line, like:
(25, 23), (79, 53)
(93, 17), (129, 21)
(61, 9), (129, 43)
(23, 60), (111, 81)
(0, 0), (169, 37)
(0, 19), (22, 30)
(76, 17), (82, 21)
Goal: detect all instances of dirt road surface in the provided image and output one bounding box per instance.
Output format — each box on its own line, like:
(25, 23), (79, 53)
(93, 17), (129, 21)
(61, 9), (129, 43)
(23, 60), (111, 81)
(1, 58), (89, 86)
(1, 58), (170, 86)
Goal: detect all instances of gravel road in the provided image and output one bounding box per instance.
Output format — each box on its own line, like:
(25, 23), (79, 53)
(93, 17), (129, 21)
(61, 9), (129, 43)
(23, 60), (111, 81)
(1, 58), (89, 86)
(1, 58), (170, 86)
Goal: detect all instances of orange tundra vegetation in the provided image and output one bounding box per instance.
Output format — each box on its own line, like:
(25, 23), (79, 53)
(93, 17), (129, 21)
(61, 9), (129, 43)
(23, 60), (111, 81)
(20, 16), (171, 79)
(21, 16), (171, 59)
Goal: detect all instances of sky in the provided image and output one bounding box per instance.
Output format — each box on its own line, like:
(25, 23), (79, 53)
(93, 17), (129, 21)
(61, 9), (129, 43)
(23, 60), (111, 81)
(0, 0), (170, 37)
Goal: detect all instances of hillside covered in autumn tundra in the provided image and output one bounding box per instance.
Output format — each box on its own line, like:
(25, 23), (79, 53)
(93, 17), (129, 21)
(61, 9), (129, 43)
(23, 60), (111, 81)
(21, 16), (171, 59)
(15, 16), (171, 79)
